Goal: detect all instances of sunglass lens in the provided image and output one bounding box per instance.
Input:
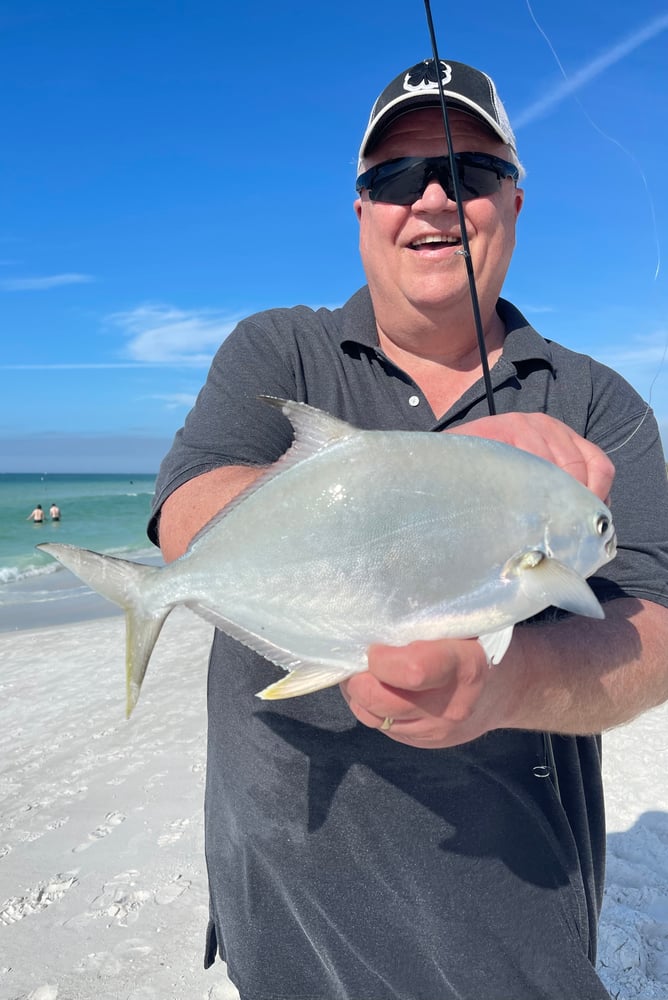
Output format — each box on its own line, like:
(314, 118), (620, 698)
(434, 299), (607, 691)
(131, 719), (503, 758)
(371, 159), (430, 205)
(456, 160), (504, 200)
(361, 155), (514, 205)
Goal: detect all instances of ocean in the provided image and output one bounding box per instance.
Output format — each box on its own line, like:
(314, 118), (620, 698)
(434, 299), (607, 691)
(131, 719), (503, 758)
(0, 472), (161, 632)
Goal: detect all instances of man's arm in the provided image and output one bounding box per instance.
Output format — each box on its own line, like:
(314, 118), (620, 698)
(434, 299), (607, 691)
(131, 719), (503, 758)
(158, 465), (267, 563)
(340, 598), (668, 749)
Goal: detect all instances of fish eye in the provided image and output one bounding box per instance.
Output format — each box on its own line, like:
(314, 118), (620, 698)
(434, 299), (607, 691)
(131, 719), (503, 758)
(595, 514), (610, 536)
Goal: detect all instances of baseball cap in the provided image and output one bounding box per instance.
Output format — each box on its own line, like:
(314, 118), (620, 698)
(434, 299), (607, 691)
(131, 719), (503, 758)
(358, 59), (517, 170)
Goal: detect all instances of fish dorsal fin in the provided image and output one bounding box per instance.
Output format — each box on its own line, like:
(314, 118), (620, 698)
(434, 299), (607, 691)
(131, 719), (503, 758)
(506, 549), (605, 620)
(186, 399), (357, 554)
(259, 396), (357, 455)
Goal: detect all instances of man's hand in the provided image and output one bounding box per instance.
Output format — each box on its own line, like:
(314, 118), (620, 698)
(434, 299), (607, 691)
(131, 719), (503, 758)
(449, 412), (614, 502)
(340, 638), (513, 749)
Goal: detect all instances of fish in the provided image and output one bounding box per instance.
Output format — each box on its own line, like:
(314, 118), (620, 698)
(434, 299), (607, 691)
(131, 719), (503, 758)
(37, 397), (617, 716)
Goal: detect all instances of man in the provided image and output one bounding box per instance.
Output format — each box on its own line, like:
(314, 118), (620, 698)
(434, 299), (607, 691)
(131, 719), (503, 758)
(149, 59), (668, 1000)
(26, 504), (44, 523)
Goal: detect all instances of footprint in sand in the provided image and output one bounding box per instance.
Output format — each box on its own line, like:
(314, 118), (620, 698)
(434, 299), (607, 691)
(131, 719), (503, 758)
(28, 986), (59, 1000)
(0, 872), (78, 925)
(64, 870), (191, 930)
(75, 951), (122, 977)
(86, 869), (152, 927)
(72, 810), (126, 853)
(157, 817), (190, 847)
(46, 816), (69, 832)
(154, 873), (191, 905)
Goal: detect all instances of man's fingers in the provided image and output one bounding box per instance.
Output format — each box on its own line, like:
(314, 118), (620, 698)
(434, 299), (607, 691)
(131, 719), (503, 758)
(448, 412), (614, 501)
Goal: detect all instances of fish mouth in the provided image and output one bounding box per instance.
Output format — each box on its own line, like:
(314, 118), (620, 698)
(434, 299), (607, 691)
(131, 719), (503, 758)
(605, 531), (617, 559)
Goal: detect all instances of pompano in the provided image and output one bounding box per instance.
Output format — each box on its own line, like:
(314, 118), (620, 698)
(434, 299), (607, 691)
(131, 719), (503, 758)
(37, 397), (617, 716)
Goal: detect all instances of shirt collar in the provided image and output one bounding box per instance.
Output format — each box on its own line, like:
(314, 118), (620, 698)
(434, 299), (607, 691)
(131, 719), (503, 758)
(339, 287), (557, 374)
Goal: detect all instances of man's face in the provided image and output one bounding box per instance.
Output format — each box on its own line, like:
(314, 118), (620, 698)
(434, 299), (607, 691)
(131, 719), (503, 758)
(355, 109), (524, 333)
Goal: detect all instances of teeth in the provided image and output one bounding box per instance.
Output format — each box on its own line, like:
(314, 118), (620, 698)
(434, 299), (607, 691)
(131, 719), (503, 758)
(412, 234), (460, 248)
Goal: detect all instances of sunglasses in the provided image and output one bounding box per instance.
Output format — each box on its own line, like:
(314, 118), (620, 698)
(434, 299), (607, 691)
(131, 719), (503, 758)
(355, 152), (519, 206)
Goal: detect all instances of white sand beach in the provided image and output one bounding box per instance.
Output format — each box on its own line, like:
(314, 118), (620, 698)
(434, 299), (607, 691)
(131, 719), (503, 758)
(1, 608), (668, 1000)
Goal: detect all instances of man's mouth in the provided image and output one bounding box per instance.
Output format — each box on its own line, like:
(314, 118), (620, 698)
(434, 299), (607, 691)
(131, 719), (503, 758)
(408, 234), (462, 251)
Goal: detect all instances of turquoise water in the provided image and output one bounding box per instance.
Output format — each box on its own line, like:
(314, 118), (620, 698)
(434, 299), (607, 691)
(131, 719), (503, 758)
(0, 473), (160, 630)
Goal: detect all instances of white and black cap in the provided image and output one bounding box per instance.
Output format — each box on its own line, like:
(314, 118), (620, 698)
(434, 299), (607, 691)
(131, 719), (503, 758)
(358, 59), (517, 170)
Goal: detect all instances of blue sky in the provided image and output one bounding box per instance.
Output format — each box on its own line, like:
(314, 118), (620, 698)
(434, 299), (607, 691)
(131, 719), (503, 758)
(1, 0), (666, 472)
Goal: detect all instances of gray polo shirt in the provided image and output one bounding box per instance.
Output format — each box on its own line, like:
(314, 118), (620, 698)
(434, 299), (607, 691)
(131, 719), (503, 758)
(150, 288), (668, 1000)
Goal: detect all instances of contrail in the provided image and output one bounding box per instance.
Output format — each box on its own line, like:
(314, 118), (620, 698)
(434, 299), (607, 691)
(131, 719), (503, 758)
(515, 11), (668, 129)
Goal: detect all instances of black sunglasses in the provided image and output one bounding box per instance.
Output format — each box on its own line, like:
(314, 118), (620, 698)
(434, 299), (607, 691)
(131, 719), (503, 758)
(355, 152), (519, 206)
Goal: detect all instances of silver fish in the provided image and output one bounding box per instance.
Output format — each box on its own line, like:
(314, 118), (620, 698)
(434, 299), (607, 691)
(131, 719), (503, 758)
(37, 398), (616, 715)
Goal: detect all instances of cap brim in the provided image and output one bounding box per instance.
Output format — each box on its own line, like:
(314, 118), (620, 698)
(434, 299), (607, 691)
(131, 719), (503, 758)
(360, 92), (512, 162)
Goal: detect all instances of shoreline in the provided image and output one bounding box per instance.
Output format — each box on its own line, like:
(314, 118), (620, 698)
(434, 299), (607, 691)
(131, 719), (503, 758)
(0, 552), (164, 634)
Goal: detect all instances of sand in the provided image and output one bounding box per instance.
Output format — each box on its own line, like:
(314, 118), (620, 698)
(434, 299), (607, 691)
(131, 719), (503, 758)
(1, 609), (667, 1000)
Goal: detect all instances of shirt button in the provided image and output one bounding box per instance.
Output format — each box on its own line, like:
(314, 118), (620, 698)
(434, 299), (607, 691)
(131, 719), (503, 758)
(408, 395), (420, 407)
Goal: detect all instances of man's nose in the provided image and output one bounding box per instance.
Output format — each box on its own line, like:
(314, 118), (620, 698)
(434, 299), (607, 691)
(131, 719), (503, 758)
(413, 177), (457, 211)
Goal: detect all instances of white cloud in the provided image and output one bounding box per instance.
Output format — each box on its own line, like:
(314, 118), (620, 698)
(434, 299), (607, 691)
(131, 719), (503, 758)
(515, 12), (668, 129)
(0, 273), (95, 291)
(110, 304), (240, 364)
(0, 362), (153, 370)
(150, 392), (199, 410)
(598, 331), (668, 369)
(521, 304), (555, 315)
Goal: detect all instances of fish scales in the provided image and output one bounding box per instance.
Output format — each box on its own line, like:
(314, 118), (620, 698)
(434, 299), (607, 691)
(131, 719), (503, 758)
(37, 398), (616, 713)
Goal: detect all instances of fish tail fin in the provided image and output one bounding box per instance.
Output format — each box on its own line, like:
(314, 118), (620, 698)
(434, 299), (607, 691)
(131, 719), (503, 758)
(37, 542), (171, 717)
(125, 609), (170, 717)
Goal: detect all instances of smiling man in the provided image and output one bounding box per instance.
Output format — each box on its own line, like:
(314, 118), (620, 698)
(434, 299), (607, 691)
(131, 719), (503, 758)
(150, 59), (668, 1000)
(355, 104), (523, 417)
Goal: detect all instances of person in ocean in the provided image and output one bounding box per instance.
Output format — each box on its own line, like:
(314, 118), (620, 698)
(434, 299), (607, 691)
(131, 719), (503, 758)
(26, 504), (44, 523)
(49, 503), (61, 522)
(148, 58), (668, 1000)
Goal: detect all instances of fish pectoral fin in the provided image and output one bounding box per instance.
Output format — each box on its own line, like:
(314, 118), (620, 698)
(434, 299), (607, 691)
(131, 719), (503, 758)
(478, 626), (515, 665)
(513, 552), (605, 620)
(257, 663), (357, 700)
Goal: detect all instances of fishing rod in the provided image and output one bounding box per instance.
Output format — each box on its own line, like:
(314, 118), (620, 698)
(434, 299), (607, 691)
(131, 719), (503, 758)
(421, 3), (563, 797)
(422, 0), (497, 417)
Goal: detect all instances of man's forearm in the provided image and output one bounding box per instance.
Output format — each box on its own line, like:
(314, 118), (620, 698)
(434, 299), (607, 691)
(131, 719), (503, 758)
(506, 598), (668, 735)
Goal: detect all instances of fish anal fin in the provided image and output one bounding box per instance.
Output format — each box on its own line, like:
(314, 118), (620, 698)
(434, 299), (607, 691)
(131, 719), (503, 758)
(257, 663), (357, 700)
(187, 601), (359, 699)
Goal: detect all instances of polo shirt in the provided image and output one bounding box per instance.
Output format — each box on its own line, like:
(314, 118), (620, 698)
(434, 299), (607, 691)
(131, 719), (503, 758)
(150, 288), (668, 1000)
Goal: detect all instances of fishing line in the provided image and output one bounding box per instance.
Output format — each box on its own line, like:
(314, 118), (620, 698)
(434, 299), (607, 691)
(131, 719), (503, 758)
(422, 0), (497, 417)
(524, 0), (665, 455)
(421, 1), (561, 799)
(525, 1), (661, 283)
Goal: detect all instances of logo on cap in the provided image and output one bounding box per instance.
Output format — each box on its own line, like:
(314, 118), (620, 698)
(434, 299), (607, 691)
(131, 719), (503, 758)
(403, 60), (452, 94)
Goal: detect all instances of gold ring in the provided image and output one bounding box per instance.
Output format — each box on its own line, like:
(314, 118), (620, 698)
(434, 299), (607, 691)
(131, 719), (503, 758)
(380, 716), (394, 731)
